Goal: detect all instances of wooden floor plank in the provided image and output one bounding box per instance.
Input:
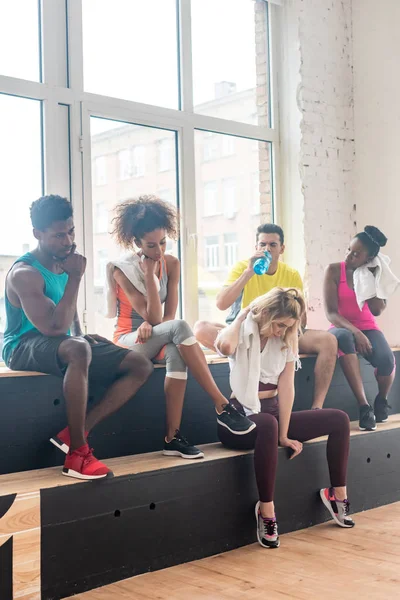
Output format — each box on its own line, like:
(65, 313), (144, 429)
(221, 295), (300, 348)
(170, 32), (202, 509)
(68, 502), (400, 600)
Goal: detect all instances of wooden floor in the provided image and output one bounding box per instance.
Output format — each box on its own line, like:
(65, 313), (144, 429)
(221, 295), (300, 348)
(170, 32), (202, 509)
(68, 502), (400, 600)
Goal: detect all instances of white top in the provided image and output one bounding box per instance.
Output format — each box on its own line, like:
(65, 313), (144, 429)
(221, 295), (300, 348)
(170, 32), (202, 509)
(258, 336), (296, 385)
(217, 312), (299, 415)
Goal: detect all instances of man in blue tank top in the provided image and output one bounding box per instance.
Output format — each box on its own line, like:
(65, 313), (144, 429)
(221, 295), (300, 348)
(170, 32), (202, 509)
(3, 195), (153, 480)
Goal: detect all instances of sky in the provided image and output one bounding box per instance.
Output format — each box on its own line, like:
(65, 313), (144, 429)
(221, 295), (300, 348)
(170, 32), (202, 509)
(0, 0), (263, 253)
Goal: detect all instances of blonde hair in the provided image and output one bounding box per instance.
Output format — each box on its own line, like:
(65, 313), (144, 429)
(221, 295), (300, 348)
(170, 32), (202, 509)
(250, 287), (305, 354)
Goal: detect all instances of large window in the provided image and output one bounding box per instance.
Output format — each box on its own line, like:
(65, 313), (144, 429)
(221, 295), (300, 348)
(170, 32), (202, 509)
(0, 0), (278, 338)
(0, 95), (43, 349)
(90, 118), (178, 338)
(195, 131), (273, 323)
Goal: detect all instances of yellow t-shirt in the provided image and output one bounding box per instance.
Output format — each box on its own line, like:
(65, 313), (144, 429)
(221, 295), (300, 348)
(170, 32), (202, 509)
(224, 260), (304, 309)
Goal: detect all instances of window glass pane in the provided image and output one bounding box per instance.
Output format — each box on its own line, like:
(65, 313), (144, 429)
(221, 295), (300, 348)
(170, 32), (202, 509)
(90, 118), (178, 338)
(195, 131), (273, 323)
(192, 0), (270, 126)
(0, 0), (40, 81)
(82, 0), (179, 109)
(0, 95), (43, 350)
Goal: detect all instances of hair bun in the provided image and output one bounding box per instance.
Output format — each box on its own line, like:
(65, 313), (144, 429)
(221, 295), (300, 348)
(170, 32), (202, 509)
(364, 225), (387, 248)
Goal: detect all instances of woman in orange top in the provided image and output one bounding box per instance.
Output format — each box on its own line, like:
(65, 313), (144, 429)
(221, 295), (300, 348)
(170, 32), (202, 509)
(111, 196), (255, 459)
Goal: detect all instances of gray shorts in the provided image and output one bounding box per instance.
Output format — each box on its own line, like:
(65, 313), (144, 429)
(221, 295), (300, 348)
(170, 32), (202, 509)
(8, 332), (130, 386)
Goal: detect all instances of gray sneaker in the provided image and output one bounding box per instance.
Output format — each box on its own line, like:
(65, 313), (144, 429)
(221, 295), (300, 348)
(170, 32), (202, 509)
(255, 501), (280, 548)
(320, 488), (355, 528)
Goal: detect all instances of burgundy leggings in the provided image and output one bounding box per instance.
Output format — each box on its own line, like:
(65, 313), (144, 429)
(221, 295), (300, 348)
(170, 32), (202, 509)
(218, 397), (350, 502)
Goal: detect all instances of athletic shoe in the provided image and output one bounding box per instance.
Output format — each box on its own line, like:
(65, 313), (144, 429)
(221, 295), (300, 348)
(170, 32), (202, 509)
(359, 404), (377, 431)
(217, 403), (256, 435)
(255, 501), (280, 548)
(320, 487), (355, 528)
(163, 430), (204, 459)
(374, 394), (391, 423)
(63, 444), (112, 480)
(50, 426), (89, 454)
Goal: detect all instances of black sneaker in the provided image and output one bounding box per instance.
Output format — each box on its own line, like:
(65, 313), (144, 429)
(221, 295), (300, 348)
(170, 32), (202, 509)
(217, 403), (256, 435)
(320, 488), (355, 528)
(359, 404), (377, 431)
(255, 501), (280, 548)
(374, 394), (391, 423)
(163, 430), (204, 460)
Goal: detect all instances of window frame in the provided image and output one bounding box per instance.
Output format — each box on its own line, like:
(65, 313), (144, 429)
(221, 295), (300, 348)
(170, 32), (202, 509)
(0, 0), (281, 331)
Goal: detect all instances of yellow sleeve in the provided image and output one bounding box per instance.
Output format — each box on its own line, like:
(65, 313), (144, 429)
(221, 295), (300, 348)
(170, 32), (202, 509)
(292, 271), (304, 292)
(224, 261), (247, 286)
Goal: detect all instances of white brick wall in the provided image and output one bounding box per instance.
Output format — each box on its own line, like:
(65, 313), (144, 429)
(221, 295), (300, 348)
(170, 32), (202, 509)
(282, 0), (356, 328)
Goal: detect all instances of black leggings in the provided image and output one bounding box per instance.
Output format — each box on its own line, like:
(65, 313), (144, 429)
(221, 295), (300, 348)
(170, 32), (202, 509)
(218, 398), (350, 502)
(330, 328), (395, 376)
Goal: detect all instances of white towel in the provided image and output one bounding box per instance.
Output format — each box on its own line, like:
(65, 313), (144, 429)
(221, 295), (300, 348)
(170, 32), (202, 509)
(229, 313), (262, 414)
(104, 252), (160, 318)
(353, 253), (400, 311)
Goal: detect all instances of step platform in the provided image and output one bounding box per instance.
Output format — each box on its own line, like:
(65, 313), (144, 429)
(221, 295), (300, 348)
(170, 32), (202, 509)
(1, 416), (400, 600)
(1, 351), (400, 475)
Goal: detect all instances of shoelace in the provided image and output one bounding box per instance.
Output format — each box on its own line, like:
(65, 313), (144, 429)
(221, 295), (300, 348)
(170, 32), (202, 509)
(82, 448), (96, 465)
(262, 517), (277, 537)
(342, 500), (350, 517)
(174, 431), (190, 446)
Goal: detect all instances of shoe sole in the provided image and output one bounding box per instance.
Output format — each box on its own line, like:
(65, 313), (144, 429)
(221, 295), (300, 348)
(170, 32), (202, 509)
(62, 468), (110, 480)
(163, 450), (205, 459)
(217, 418), (257, 435)
(319, 489), (355, 528)
(375, 417), (388, 423)
(358, 425), (377, 431)
(50, 436), (69, 454)
(254, 501), (280, 549)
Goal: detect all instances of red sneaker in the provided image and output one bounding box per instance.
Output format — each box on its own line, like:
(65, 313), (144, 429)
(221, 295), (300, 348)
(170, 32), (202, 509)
(62, 445), (112, 480)
(50, 426), (89, 454)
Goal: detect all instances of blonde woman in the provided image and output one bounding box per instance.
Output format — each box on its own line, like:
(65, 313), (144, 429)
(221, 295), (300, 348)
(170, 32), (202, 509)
(216, 288), (354, 549)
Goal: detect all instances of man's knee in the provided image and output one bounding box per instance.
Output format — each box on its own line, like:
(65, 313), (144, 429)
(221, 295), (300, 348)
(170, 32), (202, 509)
(123, 352), (154, 382)
(59, 337), (92, 367)
(193, 320), (208, 338)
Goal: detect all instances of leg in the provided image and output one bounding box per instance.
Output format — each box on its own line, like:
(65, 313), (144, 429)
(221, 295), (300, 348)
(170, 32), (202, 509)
(364, 330), (396, 422)
(288, 408), (350, 499)
(57, 337), (92, 452)
(298, 330), (338, 409)
(218, 412), (279, 516)
(330, 327), (369, 406)
(148, 319), (234, 413)
(193, 320), (226, 352)
(163, 343), (187, 440)
(85, 350), (153, 431)
(364, 330), (395, 398)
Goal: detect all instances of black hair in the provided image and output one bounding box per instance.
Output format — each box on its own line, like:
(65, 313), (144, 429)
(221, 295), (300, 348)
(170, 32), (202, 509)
(256, 223), (284, 245)
(30, 195), (73, 231)
(355, 225), (387, 257)
(112, 195), (178, 249)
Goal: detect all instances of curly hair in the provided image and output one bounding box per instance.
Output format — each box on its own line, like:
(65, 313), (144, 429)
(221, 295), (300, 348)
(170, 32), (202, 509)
(112, 195), (178, 249)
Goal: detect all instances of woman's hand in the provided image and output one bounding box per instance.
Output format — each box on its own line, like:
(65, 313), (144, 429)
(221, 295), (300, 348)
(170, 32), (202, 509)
(279, 436), (303, 459)
(139, 255), (158, 277)
(136, 321), (153, 343)
(354, 330), (372, 356)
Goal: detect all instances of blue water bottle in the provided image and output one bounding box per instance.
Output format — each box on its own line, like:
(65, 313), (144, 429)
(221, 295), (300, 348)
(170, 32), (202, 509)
(253, 251), (272, 275)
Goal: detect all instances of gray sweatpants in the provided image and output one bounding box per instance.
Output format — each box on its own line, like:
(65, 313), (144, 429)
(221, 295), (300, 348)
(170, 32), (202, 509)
(118, 319), (196, 379)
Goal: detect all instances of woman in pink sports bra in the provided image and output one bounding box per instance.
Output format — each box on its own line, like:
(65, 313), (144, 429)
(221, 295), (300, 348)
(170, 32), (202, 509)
(324, 226), (395, 432)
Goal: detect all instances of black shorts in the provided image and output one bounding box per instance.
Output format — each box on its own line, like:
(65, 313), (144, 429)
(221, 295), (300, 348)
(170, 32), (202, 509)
(8, 332), (131, 387)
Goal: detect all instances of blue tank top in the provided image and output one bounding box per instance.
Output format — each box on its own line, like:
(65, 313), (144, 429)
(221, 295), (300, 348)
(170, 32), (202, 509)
(2, 253), (69, 365)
